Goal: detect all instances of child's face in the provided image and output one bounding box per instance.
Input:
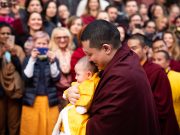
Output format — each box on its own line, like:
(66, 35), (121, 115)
(34, 37), (49, 48)
(75, 65), (91, 83)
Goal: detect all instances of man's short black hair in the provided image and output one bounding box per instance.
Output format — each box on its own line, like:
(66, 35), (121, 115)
(105, 5), (118, 12)
(152, 38), (167, 47)
(80, 20), (121, 49)
(155, 50), (170, 61)
(128, 33), (150, 47)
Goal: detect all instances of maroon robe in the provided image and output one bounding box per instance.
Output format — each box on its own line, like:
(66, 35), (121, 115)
(170, 59), (180, 72)
(86, 45), (161, 135)
(143, 60), (180, 135)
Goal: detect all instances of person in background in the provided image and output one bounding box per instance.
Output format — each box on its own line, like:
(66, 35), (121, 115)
(76, 0), (109, 17)
(162, 31), (180, 61)
(153, 50), (180, 128)
(67, 16), (83, 49)
(143, 20), (157, 41)
(97, 10), (110, 22)
(0, 0), (24, 38)
(49, 27), (74, 109)
(56, 0), (81, 16)
(81, 0), (101, 25)
(20, 31), (60, 135)
(117, 24), (126, 42)
(168, 4), (180, 31)
(152, 38), (180, 72)
(139, 3), (149, 23)
(174, 15), (180, 45)
(124, 0), (138, 18)
(127, 33), (180, 135)
(20, 11), (43, 47)
(57, 4), (70, 27)
(42, 0), (58, 36)
(0, 22), (25, 135)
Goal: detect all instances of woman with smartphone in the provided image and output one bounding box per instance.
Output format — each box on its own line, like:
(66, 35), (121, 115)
(20, 31), (60, 135)
(0, 22), (25, 135)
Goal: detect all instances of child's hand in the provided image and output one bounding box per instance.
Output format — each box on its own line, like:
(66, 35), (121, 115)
(31, 48), (39, 59)
(47, 50), (56, 63)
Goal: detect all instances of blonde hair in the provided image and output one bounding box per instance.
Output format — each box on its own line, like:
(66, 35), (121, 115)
(163, 31), (180, 61)
(49, 27), (74, 51)
(32, 31), (50, 47)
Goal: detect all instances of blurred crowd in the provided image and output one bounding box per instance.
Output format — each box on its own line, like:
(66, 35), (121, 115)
(0, 0), (180, 135)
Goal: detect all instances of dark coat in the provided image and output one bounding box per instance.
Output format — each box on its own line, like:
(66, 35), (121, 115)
(143, 60), (180, 135)
(22, 57), (60, 107)
(86, 45), (161, 135)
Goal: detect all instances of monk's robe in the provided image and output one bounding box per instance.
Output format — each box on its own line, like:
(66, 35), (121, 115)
(143, 60), (180, 135)
(170, 59), (180, 72)
(86, 45), (161, 135)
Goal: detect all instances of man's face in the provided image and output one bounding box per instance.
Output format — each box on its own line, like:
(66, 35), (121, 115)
(145, 22), (156, 34)
(107, 7), (118, 22)
(152, 52), (169, 69)
(127, 39), (147, 61)
(125, 1), (138, 16)
(82, 40), (108, 70)
(152, 40), (168, 52)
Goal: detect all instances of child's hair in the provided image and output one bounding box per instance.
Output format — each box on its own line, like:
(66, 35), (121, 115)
(32, 31), (50, 44)
(76, 56), (98, 74)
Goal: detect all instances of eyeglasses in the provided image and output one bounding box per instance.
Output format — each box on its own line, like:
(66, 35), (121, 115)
(0, 32), (11, 35)
(147, 26), (156, 29)
(54, 36), (69, 40)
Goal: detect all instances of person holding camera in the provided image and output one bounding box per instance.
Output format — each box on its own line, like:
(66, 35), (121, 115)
(20, 31), (61, 135)
(0, 22), (25, 135)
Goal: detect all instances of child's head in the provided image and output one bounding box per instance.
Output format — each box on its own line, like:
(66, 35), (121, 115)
(32, 31), (50, 48)
(75, 56), (98, 83)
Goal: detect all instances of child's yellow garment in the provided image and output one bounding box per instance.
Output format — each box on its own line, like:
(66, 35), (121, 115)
(52, 73), (100, 135)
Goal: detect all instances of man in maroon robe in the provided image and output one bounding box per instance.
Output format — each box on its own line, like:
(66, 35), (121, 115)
(127, 33), (180, 135)
(152, 39), (180, 72)
(67, 20), (161, 135)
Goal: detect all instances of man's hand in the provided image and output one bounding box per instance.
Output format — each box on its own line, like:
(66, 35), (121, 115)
(67, 85), (80, 105)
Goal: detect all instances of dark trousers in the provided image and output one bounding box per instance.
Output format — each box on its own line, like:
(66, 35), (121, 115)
(0, 96), (21, 135)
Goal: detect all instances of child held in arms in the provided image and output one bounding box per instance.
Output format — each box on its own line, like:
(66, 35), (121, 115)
(52, 56), (100, 135)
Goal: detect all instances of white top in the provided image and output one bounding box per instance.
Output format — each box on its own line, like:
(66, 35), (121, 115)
(76, 0), (109, 16)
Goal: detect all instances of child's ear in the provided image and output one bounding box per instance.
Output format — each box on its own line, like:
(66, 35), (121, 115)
(87, 71), (93, 79)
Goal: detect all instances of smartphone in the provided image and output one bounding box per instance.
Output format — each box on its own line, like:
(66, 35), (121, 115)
(6, 35), (15, 48)
(0, 2), (10, 8)
(135, 24), (142, 29)
(37, 48), (48, 55)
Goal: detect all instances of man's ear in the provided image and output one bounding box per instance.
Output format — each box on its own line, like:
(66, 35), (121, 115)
(102, 44), (112, 55)
(143, 45), (149, 54)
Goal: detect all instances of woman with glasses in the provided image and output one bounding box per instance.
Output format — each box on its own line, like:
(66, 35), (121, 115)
(49, 27), (74, 110)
